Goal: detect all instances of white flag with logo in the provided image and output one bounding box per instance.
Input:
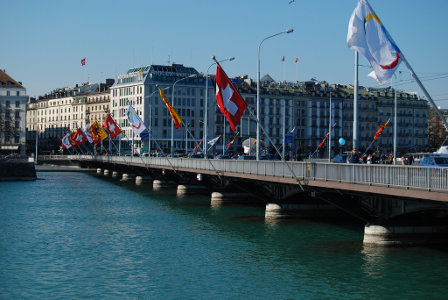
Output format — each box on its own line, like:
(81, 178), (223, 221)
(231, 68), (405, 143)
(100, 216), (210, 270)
(347, 0), (401, 84)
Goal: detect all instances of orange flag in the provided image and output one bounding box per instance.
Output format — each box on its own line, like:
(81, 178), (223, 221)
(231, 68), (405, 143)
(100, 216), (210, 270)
(159, 87), (182, 129)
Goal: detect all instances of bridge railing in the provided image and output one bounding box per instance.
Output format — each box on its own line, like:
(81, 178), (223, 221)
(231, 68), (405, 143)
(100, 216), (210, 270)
(41, 155), (448, 193)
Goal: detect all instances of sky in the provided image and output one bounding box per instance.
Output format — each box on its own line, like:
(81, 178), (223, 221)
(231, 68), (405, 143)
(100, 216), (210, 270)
(2, 0), (448, 108)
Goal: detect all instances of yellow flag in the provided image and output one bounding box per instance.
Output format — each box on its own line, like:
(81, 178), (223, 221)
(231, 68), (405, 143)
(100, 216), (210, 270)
(159, 88), (182, 129)
(89, 120), (108, 145)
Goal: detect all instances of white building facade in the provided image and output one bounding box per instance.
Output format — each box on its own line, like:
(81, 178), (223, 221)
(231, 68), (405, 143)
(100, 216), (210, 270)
(0, 70), (27, 155)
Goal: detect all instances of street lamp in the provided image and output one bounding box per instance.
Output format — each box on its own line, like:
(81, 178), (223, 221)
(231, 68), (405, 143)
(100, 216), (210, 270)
(171, 74), (197, 155)
(256, 28), (293, 160)
(204, 56), (235, 159)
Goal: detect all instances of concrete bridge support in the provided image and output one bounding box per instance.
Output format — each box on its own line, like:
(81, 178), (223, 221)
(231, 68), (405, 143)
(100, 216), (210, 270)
(177, 185), (209, 196)
(265, 202), (342, 219)
(363, 224), (448, 246)
(210, 192), (256, 206)
(136, 176), (153, 185)
(153, 180), (176, 190)
(96, 168), (102, 174)
(112, 171), (122, 179)
(103, 169), (111, 177)
(122, 173), (136, 182)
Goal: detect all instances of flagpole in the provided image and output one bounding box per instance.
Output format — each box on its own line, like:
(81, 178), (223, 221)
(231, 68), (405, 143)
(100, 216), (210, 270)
(205, 56), (235, 159)
(393, 75), (398, 165)
(282, 99), (286, 161)
(257, 29), (294, 160)
(353, 51), (359, 151)
(222, 119), (225, 155)
(328, 90), (332, 162)
(361, 0), (448, 133)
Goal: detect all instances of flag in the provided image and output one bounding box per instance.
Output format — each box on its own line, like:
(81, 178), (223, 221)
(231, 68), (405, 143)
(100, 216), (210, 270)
(318, 133), (330, 149)
(317, 123), (336, 148)
(61, 133), (72, 149)
(208, 136), (221, 147)
(159, 87), (182, 129)
(347, 0), (401, 84)
(215, 62), (247, 131)
(81, 58), (86, 66)
(102, 114), (122, 139)
(84, 123), (93, 143)
(373, 119), (390, 140)
(88, 120), (108, 145)
(282, 56), (285, 62)
(193, 139), (203, 152)
(295, 57), (299, 63)
(72, 128), (87, 146)
(126, 104), (146, 135)
(227, 132), (239, 146)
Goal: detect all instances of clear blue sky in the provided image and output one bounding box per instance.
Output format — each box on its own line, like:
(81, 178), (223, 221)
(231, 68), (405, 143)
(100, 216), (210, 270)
(2, 0), (448, 108)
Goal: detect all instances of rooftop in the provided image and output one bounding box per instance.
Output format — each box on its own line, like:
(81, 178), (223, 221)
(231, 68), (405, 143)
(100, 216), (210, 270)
(0, 69), (24, 89)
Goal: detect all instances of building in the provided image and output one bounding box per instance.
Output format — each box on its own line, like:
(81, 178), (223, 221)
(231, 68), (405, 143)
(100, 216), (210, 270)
(235, 77), (428, 158)
(111, 64), (213, 155)
(26, 81), (113, 154)
(24, 61), (430, 158)
(0, 69), (27, 156)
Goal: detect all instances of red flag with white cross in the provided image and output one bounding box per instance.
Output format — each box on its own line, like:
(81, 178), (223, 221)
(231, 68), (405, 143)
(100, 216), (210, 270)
(215, 62), (247, 131)
(102, 114), (122, 139)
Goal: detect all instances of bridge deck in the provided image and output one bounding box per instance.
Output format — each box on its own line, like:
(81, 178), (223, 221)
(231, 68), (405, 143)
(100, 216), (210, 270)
(41, 155), (448, 202)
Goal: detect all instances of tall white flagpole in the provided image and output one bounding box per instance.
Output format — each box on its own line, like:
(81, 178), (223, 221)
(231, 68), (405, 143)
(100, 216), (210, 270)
(361, 0), (448, 134)
(328, 90), (332, 162)
(353, 51), (359, 150)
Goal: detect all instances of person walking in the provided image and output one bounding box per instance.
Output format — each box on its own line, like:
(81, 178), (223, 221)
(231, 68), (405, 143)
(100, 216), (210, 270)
(349, 148), (360, 164)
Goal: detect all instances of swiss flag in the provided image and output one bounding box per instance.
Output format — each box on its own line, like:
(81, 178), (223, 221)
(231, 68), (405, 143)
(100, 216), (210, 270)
(81, 58), (86, 66)
(102, 114), (122, 139)
(215, 62), (247, 132)
(72, 128), (88, 146)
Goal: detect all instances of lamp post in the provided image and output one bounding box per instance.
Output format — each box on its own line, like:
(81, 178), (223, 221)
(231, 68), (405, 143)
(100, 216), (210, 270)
(185, 122), (189, 154)
(204, 56), (235, 159)
(257, 28), (293, 160)
(171, 74), (196, 155)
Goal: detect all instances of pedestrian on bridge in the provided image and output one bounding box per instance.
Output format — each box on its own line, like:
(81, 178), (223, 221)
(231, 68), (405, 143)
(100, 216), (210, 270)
(349, 148), (360, 164)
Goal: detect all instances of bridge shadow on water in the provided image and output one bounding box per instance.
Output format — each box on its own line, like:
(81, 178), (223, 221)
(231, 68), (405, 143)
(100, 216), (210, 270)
(91, 172), (448, 257)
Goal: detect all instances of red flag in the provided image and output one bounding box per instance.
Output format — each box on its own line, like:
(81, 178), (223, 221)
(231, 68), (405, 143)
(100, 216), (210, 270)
(193, 139), (203, 152)
(318, 133), (329, 148)
(227, 132), (239, 146)
(81, 58), (86, 66)
(215, 62), (247, 132)
(317, 123), (336, 148)
(282, 56), (285, 62)
(295, 57), (299, 63)
(72, 128), (88, 146)
(374, 120), (390, 141)
(102, 114), (122, 139)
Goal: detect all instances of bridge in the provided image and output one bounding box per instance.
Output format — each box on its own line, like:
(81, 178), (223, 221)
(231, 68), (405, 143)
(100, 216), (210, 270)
(40, 155), (448, 246)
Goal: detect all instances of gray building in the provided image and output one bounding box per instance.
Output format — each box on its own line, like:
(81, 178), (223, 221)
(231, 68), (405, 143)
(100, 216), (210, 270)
(111, 64), (215, 155)
(0, 70), (27, 156)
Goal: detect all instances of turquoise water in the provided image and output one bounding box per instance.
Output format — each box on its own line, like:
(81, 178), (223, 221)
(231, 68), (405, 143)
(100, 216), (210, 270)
(1, 172), (448, 299)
